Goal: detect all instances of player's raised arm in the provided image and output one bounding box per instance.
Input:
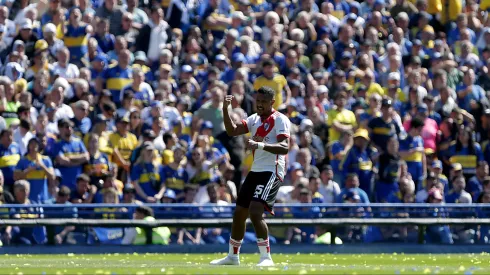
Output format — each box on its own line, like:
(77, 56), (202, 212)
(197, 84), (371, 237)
(223, 95), (248, 137)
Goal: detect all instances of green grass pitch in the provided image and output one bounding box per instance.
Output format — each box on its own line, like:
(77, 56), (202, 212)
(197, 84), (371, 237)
(0, 253), (489, 274)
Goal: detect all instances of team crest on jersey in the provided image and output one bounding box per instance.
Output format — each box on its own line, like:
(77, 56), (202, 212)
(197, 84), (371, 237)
(263, 123), (270, 131)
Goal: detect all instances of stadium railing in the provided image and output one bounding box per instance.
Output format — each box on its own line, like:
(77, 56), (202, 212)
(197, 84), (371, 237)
(1, 203), (489, 244)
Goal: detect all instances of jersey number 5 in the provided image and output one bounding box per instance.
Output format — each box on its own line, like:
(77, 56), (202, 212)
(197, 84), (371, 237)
(254, 185), (264, 198)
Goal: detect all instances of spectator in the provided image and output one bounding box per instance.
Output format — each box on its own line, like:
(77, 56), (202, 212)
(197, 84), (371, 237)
(194, 87), (225, 137)
(327, 91), (357, 143)
(109, 115), (138, 181)
(445, 176), (472, 204)
(70, 173), (96, 204)
(317, 165), (340, 203)
(336, 174), (370, 204)
(430, 160), (449, 193)
(329, 130), (353, 184)
(94, 173), (123, 203)
(121, 66), (154, 109)
(93, 18), (115, 54)
(0, 129), (21, 190)
(49, 186), (77, 245)
(161, 144), (189, 201)
(14, 137), (55, 203)
(187, 146), (226, 204)
(0, 77), (21, 128)
(368, 98), (402, 152)
(96, 49), (133, 105)
(176, 185), (202, 244)
(425, 187), (454, 244)
(341, 128), (376, 193)
(253, 58), (291, 110)
(444, 127), (483, 179)
(121, 184), (142, 205)
(416, 172), (440, 203)
(376, 136), (401, 202)
(467, 161), (488, 201)
(10, 19), (38, 59)
(53, 119), (89, 190)
(130, 141), (165, 203)
(4, 180), (46, 245)
(64, 7), (92, 66)
(95, 0), (124, 36)
(135, 6), (171, 65)
(122, 206), (171, 245)
(84, 133), (111, 188)
(399, 117), (426, 190)
(71, 100), (92, 138)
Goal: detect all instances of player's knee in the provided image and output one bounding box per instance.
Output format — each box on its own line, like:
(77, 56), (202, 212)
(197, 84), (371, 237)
(248, 201), (264, 222)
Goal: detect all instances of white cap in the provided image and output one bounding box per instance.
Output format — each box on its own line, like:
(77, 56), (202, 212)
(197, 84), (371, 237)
(388, 72), (400, 81)
(20, 19), (32, 30)
(300, 119), (314, 131)
(43, 23), (57, 34)
(316, 85), (329, 94)
(232, 11), (247, 20)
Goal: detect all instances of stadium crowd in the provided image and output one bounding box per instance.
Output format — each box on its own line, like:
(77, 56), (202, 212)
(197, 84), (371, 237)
(1, 0), (490, 245)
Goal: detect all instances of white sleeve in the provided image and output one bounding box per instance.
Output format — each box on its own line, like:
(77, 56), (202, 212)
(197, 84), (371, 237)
(275, 115), (291, 139)
(144, 83), (155, 101)
(242, 114), (255, 133)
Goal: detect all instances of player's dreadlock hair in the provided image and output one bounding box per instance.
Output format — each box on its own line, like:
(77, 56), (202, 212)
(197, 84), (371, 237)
(257, 86), (275, 100)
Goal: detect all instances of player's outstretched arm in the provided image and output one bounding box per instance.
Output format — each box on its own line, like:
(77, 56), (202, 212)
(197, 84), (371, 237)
(223, 95), (248, 137)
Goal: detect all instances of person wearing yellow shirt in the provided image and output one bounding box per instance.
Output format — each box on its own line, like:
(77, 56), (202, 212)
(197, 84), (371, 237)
(384, 72), (407, 105)
(440, 0), (462, 25)
(481, 0), (490, 11)
(327, 91), (357, 143)
(108, 115), (138, 182)
(355, 69), (385, 99)
(253, 59), (291, 110)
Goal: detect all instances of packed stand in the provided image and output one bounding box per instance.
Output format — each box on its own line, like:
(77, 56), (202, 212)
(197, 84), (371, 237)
(0, 0), (489, 245)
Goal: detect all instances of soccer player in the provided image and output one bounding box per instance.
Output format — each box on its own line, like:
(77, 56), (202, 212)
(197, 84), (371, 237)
(210, 86), (291, 267)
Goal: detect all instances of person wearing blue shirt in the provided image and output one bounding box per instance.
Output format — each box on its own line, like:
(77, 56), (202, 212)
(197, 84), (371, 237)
(90, 54), (108, 80)
(161, 145), (189, 201)
(130, 142), (165, 203)
(368, 98), (402, 152)
(120, 67), (154, 108)
(376, 136), (402, 202)
(340, 129), (376, 195)
(0, 129), (21, 189)
(335, 174), (370, 204)
(7, 180), (46, 245)
(71, 100), (92, 139)
(399, 118), (426, 190)
(468, 161), (488, 201)
(456, 67), (485, 111)
(443, 128), (484, 178)
(96, 49), (133, 106)
(423, 95), (442, 125)
(221, 53), (246, 84)
(92, 18), (115, 54)
(333, 25), (359, 63)
(447, 15), (477, 46)
(14, 138), (55, 203)
(445, 176), (473, 204)
(53, 119), (90, 190)
(329, 131), (353, 185)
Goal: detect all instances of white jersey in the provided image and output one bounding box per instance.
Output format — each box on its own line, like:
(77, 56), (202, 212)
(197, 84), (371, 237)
(242, 110), (291, 180)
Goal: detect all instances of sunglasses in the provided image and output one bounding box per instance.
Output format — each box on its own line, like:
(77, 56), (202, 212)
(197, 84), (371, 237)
(131, 116), (140, 119)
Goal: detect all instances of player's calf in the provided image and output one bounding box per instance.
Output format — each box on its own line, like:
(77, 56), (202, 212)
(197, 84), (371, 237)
(249, 201), (273, 263)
